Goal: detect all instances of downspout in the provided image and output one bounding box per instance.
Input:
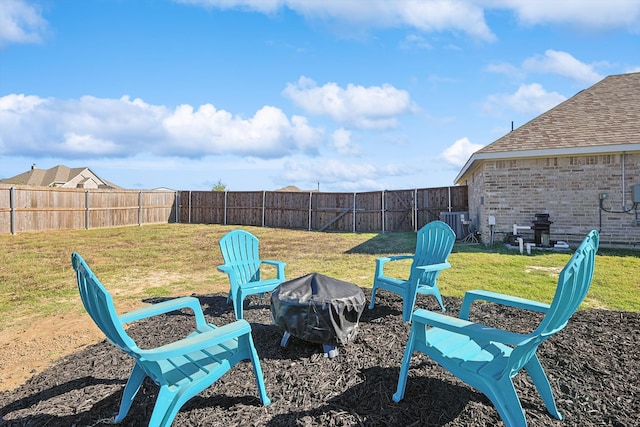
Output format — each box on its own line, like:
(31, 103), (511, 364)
(622, 152), (626, 208)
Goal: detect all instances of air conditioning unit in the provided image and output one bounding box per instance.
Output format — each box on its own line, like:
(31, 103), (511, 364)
(633, 184), (640, 203)
(439, 211), (468, 239)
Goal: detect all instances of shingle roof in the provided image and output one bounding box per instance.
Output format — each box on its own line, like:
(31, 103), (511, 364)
(478, 72), (640, 153)
(456, 72), (640, 183)
(0, 165), (120, 189)
(2, 165), (84, 186)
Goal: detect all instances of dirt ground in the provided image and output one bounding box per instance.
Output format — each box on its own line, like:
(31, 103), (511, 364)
(0, 314), (101, 392)
(1, 290), (638, 426)
(0, 299), (143, 393)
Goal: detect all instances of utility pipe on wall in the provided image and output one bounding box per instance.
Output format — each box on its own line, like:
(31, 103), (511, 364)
(622, 152), (626, 208)
(513, 224), (531, 235)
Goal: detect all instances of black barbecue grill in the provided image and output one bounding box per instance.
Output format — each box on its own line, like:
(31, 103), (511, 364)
(532, 213), (553, 247)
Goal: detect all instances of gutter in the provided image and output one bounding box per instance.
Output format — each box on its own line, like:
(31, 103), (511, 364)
(455, 143), (640, 184)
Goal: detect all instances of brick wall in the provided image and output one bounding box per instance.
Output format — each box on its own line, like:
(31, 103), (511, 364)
(467, 152), (640, 248)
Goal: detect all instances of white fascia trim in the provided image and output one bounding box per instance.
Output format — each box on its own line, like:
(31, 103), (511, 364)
(455, 143), (640, 184)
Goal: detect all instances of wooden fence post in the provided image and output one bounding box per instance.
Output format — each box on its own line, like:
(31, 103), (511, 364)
(413, 188), (418, 233)
(262, 190), (266, 227)
(352, 192), (357, 233)
(85, 190), (90, 230)
(138, 191), (143, 226)
(308, 191), (313, 231)
(223, 191), (228, 225)
(381, 190), (385, 233)
(10, 186), (16, 235)
(174, 191), (180, 223)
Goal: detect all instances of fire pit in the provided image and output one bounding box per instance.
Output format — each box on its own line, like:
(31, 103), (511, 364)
(270, 273), (366, 358)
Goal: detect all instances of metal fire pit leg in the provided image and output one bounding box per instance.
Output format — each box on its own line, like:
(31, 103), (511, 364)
(322, 344), (338, 358)
(281, 331), (338, 358)
(280, 331), (291, 347)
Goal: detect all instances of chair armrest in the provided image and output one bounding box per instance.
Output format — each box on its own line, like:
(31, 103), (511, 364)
(416, 262), (451, 273)
(217, 264), (241, 283)
(138, 319), (252, 361)
(375, 255), (413, 272)
(217, 264), (232, 274)
(261, 260), (285, 267)
(375, 255), (413, 280)
(412, 308), (531, 346)
(118, 296), (207, 329)
(261, 260), (286, 279)
(459, 289), (551, 320)
(378, 255), (413, 263)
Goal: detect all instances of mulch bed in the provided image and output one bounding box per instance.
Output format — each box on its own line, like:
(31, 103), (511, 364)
(1, 289), (638, 426)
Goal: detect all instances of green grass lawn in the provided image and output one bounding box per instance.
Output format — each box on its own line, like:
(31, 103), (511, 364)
(1, 223), (638, 332)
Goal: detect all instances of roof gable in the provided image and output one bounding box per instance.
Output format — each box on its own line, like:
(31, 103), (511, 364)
(456, 72), (640, 183)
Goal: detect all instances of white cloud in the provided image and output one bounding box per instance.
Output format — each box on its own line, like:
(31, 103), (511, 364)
(163, 103), (322, 157)
(496, 0), (640, 31)
(0, 94), (323, 159)
(330, 128), (362, 156)
(483, 83), (567, 115)
(176, 0), (640, 41)
(178, 0), (283, 13)
(0, 93), (47, 112)
(400, 33), (432, 49)
(61, 132), (122, 155)
(176, 0), (496, 40)
(485, 62), (525, 80)
(278, 157), (404, 191)
(0, 0), (48, 46)
(283, 76), (413, 129)
(488, 50), (605, 84)
(441, 137), (484, 167)
(523, 50), (604, 84)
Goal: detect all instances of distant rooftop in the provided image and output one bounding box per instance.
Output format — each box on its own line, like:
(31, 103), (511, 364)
(0, 164), (121, 189)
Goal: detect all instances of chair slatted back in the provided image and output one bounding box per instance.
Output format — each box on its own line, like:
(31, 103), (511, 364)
(506, 230), (598, 378)
(410, 221), (456, 283)
(219, 230), (262, 284)
(72, 253), (137, 354)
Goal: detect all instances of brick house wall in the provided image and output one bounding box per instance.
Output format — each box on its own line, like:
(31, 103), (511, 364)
(467, 152), (640, 248)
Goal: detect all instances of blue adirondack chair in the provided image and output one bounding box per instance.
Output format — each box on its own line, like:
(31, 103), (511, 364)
(71, 252), (270, 427)
(369, 220), (455, 322)
(218, 229), (286, 319)
(392, 230), (599, 427)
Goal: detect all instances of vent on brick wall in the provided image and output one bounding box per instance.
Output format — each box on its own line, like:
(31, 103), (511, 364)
(439, 211), (468, 239)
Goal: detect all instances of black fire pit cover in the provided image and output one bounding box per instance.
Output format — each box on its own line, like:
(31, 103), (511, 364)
(270, 273), (366, 346)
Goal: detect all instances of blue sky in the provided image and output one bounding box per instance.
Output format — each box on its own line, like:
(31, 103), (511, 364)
(1, 1), (639, 191)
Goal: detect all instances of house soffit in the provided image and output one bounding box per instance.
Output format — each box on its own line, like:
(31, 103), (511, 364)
(455, 143), (640, 184)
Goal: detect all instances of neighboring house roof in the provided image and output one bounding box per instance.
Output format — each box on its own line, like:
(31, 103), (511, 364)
(0, 165), (121, 189)
(277, 185), (304, 192)
(456, 71), (640, 183)
(275, 185), (318, 192)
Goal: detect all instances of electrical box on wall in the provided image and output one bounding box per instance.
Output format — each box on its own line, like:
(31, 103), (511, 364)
(633, 184), (640, 203)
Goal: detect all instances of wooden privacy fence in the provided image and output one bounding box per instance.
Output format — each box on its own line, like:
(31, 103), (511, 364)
(178, 186), (468, 233)
(0, 186), (178, 234)
(0, 185), (467, 234)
